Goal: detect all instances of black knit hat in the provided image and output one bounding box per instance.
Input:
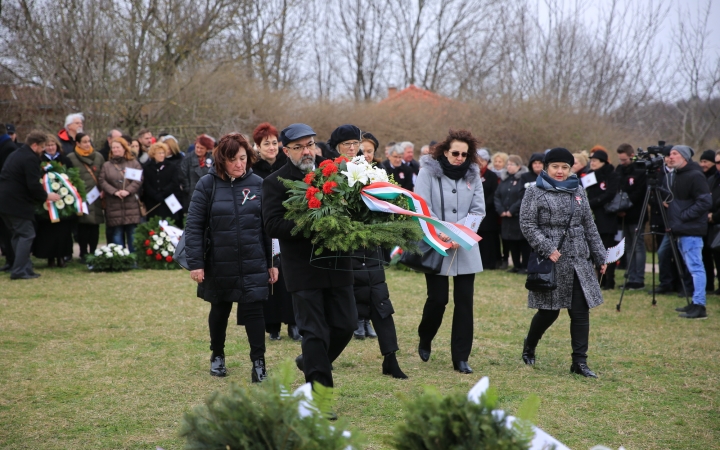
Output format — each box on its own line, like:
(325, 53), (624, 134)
(590, 149), (609, 163)
(544, 147), (574, 166)
(700, 149), (716, 163)
(327, 124), (362, 150)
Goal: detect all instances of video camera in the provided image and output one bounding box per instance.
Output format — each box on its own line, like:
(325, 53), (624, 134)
(634, 140), (672, 172)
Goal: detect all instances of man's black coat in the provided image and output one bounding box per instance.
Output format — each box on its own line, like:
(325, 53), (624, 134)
(262, 156), (353, 293)
(0, 145), (48, 220)
(381, 160), (414, 191)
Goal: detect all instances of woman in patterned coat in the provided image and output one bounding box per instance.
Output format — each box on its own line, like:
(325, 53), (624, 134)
(519, 147), (607, 378)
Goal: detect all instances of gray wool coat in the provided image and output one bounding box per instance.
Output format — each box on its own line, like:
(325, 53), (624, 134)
(415, 155), (485, 276)
(520, 185), (605, 310)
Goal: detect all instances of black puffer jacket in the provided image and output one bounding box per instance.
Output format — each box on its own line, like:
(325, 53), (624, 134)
(494, 170), (525, 240)
(668, 161), (711, 237)
(351, 247), (394, 319)
(185, 168), (271, 303)
(586, 162), (619, 234)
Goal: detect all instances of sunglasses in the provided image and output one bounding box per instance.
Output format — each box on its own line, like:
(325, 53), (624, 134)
(450, 151), (468, 158)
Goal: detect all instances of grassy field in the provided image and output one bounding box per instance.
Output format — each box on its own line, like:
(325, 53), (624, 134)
(0, 261), (718, 450)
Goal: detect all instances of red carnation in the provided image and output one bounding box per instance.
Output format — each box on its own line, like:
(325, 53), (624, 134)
(146, 249), (153, 255)
(319, 160), (333, 168)
(149, 230), (155, 236)
(334, 156), (349, 164)
(155, 253), (162, 260)
(322, 163), (338, 177)
(322, 181), (338, 195)
(165, 256), (173, 262)
(304, 172), (315, 185)
(144, 239), (151, 247)
(308, 197), (322, 209)
(305, 186), (320, 200)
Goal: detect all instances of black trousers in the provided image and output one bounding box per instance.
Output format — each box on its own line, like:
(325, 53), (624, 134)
(208, 301), (265, 361)
(1, 215), (35, 278)
(701, 232), (720, 291)
(418, 273), (475, 361)
(76, 223), (100, 258)
(478, 230), (500, 269)
(526, 274), (590, 363)
(292, 285), (358, 388)
(599, 233), (617, 288)
(503, 239), (530, 269)
(0, 218), (15, 265)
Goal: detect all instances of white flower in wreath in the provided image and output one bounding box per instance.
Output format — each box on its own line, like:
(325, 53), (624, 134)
(42, 203), (49, 210)
(152, 235), (160, 241)
(367, 167), (389, 183)
(153, 244), (159, 250)
(59, 187), (69, 196)
(105, 252), (113, 258)
(123, 248), (130, 256)
(48, 172), (56, 179)
(160, 232), (167, 238)
(55, 200), (65, 209)
(341, 162), (369, 188)
(63, 195), (74, 204)
(157, 238), (164, 245)
(168, 244), (175, 252)
(60, 174), (69, 180)
(114, 246), (123, 253)
(94, 249), (102, 256)
(51, 182), (61, 190)
(161, 250), (168, 257)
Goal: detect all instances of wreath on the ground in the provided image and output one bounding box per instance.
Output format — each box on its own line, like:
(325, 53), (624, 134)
(133, 216), (180, 269)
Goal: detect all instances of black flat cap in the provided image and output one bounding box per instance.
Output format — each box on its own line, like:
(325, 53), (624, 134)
(280, 123), (316, 146)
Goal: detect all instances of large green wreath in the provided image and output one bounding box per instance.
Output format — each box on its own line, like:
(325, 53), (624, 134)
(35, 161), (88, 220)
(133, 216), (181, 269)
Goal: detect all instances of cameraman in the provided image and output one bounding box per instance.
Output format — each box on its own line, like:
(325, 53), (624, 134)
(615, 144), (648, 290)
(665, 145), (711, 319)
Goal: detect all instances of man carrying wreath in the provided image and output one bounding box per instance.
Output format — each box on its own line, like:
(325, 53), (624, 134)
(262, 123), (358, 393)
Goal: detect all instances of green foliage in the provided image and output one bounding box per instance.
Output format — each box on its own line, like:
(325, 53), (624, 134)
(180, 361), (365, 450)
(85, 244), (136, 272)
(35, 161), (88, 220)
(392, 387), (531, 450)
(133, 217), (180, 269)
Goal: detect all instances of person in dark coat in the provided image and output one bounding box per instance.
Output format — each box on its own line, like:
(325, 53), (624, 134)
(180, 135), (214, 212)
(0, 125), (18, 271)
(142, 142), (183, 224)
(520, 152), (544, 186)
(476, 149), (500, 269)
(520, 148), (607, 378)
(381, 145), (415, 191)
(32, 135), (75, 268)
(698, 149), (719, 291)
(495, 154), (527, 272)
(262, 123), (357, 390)
(0, 131), (62, 279)
(585, 149), (619, 289)
(251, 122), (300, 342)
(185, 133), (276, 382)
(706, 151), (720, 294)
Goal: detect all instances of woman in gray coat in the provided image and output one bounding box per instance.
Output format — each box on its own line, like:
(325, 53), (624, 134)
(415, 129), (485, 374)
(519, 147), (607, 378)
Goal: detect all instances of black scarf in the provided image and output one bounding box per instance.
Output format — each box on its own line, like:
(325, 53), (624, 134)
(439, 154), (472, 180)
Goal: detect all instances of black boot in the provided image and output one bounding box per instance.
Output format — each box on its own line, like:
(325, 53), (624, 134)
(251, 358), (267, 383)
(364, 320), (377, 338)
(288, 324), (302, 341)
(353, 320), (365, 339)
(522, 338), (535, 365)
(210, 354), (227, 377)
(269, 331), (281, 341)
(382, 352), (408, 379)
(570, 362), (597, 378)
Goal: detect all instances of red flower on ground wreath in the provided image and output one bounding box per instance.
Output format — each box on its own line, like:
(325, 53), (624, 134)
(322, 163), (338, 177)
(305, 186), (320, 200)
(149, 230), (155, 236)
(322, 181), (338, 195)
(319, 160), (333, 168)
(144, 239), (151, 247)
(146, 249), (153, 255)
(155, 253), (162, 260)
(165, 256), (173, 262)
(304, 172), (315, 185)
(334, 156), (349, 164)
(308, 197), (322, 209)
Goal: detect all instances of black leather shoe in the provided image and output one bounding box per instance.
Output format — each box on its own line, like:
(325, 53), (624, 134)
(680, 304), (707, 319)
(453, 361), (473, 374)
(382, 352), (408, 379)
(251, 358), (267, 383)
(650, 285), (673, 294)
(353, 320), (365, 339)
(570, 362), (597, 378)
(675, 304), (692, 312)
(522, 338), (535, 365)
(210, 355), (227, 377)
(418, 344), (431, 362)
(288, 324), (302, 341)
(269, 331), (281, 341)
(295, 354), (304, 372)
(10, 273), (40, 280)
(364, 320), (377, 338)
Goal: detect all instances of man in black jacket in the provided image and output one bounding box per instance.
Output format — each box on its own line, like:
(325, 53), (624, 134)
(666, 145), (711, 319)
(615, 144), (648, 290)
(0, 131), (61, 279)
(262, 123), (357, 390)
(0, 124), (17, 271)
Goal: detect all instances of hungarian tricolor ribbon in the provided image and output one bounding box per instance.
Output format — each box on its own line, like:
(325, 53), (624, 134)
(360, 182), (481, 256)
(42, 165), (83, 223)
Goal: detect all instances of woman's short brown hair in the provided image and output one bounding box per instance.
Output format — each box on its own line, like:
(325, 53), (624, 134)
(431, 129), (479, 161)
(46, 134), (64, 154)
(213, 133), (256, 180)
(110, 137), (134, 160)
(148, 142), (169, 160)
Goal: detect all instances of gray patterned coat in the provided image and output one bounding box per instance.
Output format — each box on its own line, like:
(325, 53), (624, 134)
(520, 185), (605, 310)
(415, 155), (485, 276)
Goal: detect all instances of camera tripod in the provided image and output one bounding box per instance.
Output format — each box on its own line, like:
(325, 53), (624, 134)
(616, 175), (690, 311)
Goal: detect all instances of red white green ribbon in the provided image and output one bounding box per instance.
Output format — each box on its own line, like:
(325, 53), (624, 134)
(42, 166), (84, 223)
(360, 181), (481, 256)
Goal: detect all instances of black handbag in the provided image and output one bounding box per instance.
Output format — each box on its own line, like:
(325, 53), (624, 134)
(174, 177), (216, 270)
(525, 194), (575, 292)
(400, 178), (445, 274)
(604, 191), (632, 213)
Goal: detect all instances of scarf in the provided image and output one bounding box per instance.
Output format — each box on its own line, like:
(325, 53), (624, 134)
(75, 144), (94, 158)
(535, 170), (579, 193)
(439, 154), (472, 180)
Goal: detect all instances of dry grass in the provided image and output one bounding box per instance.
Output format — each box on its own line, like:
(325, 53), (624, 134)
(0, 262), (718, 449)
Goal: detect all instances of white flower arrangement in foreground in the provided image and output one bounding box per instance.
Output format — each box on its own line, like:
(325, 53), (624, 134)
(340, 155), (389, 187)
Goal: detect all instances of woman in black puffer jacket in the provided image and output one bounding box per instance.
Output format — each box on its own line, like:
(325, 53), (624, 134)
(185, 133), (276, 382)
(585, 149), (619, 289)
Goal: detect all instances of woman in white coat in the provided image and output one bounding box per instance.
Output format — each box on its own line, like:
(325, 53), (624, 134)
(415, 129), (485, 374)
